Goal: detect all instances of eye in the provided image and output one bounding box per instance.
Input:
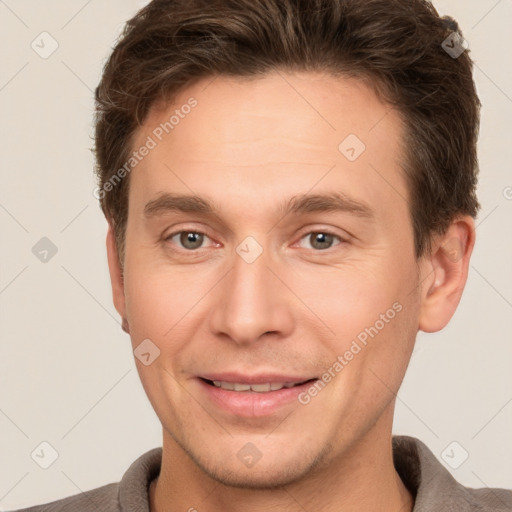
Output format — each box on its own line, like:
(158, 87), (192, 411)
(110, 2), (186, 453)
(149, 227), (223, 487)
(164, 229), (345, 252)
(165, 231), (213, 250)
(297, 231), (344, 251)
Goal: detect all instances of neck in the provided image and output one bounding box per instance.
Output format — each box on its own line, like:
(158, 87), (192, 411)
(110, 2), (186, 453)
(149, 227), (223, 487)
(150, 414), (413, 512)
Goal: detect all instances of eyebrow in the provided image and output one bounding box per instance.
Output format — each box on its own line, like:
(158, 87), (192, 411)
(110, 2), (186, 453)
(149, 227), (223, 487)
(143, 192), (375, 220)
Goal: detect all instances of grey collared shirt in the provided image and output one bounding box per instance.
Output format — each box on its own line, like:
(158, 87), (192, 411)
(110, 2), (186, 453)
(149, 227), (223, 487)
(11, 436), (512, 511)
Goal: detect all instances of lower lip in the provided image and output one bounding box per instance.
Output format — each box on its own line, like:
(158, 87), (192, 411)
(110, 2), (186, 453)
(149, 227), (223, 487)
(196, 378), (317, 417)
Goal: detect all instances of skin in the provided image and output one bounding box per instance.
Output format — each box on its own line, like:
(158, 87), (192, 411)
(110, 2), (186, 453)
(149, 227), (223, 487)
(106, 71), (475, 512)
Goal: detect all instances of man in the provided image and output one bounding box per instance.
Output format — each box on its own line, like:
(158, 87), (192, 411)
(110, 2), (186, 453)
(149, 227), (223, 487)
(15, 0), (511, 510)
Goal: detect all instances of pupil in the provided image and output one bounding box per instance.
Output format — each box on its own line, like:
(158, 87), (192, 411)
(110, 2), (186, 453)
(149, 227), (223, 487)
(312, 233), (332, 250)
(181, 232), (203, 249)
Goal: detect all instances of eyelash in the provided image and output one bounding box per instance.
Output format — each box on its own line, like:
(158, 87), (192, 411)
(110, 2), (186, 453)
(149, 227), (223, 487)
(163, 228), (347, 253)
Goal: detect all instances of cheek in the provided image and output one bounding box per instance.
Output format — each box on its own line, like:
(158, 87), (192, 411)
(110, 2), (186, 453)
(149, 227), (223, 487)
(290, 259), (409, 340)
(305, 258), (419, 392)
(121, 251), (231, 373)
(347, 285), (419, 405)
(122, 262), (200, 418)
(123, 267), (195, 342)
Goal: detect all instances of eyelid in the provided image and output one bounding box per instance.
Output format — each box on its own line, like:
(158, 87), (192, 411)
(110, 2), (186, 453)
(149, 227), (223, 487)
(163, 225), (350, 252)
(294, 225), (350, 244)
(163, 225), (219, 250)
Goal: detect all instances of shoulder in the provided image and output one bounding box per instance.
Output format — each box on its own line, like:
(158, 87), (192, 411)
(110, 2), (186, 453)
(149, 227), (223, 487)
(9, 447), (162, 512)
(9, 482), (120, 512)
(462, 486), (512, 511)
(393, 435), (512, 511)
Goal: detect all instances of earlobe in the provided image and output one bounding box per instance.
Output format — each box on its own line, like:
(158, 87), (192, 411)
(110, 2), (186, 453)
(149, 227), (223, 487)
(418, 217), (475, 333)
(121, 316), (131, 334)
(106, 225), (129, 331)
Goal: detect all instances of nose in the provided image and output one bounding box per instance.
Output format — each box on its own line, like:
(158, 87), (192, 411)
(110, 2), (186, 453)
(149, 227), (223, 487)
(209, 244), (295, 346)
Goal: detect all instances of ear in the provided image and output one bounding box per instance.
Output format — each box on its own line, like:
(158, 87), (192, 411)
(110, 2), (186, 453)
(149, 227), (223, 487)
(106, 225), (130, 333)
(418, 216), (475, 333)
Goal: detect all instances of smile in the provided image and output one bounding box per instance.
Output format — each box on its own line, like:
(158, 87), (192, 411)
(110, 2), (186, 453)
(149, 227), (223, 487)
(197, 376), (319, 417)
(209, 380), (310, 392)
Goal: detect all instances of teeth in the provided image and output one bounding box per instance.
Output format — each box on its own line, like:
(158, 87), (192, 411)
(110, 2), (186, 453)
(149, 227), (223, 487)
(251, 383), (271, 392)
(211, 381), (300, 392)
(234, 383), (251, 391)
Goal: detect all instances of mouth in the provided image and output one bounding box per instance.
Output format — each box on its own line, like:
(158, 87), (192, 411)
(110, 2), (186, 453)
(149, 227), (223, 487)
(200, 378), (316, 393)
(196, 375), (319, 417)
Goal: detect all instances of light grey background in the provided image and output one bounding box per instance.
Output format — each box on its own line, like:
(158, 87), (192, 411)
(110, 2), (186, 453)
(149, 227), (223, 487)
(1, 0), (511, 509)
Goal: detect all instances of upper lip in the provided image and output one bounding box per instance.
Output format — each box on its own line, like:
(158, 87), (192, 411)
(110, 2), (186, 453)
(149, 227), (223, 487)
(198, 373), (317, 384)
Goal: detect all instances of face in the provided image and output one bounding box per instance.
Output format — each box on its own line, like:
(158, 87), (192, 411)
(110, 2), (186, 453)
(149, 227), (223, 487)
(112, 71), (425, 487)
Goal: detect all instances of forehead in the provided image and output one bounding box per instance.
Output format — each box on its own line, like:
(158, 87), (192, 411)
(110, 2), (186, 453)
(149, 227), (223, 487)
(129, 71), (407, 219)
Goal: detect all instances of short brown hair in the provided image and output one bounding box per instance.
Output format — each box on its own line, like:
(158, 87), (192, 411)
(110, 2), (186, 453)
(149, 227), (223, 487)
(94, 0), (480, 266)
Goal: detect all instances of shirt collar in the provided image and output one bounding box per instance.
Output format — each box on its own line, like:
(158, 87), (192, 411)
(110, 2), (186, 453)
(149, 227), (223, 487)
(118, 436), (506, 511)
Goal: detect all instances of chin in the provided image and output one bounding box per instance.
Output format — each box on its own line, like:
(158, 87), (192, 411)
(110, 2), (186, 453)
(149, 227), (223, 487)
(183, 438), (332, 490)
(198, 462), (313, 490)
